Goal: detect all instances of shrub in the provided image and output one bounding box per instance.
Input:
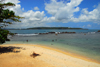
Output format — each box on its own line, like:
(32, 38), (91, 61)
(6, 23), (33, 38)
(0, 29), (9, 43)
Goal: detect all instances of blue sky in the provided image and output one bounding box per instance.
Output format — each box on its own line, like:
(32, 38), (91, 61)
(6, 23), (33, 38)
(4, 0), (100, 29)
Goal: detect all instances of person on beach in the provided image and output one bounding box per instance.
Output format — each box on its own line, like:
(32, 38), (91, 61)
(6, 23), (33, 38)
(26, 40), (28, 42)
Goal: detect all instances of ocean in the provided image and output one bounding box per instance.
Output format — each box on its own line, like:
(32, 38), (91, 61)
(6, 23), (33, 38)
(5, 29), (100, 62)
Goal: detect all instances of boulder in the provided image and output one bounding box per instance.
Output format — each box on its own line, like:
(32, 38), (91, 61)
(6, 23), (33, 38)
(48, 32), (55, 34)
(97, 30), (100, 32)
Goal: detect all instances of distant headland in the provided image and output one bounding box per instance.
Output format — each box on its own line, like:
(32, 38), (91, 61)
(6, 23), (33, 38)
(4, 27), (88, 30)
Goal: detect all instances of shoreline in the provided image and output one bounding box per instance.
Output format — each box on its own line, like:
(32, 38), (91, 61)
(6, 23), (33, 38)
(0, 44), (100, 67)
(34, 44), (100, 64)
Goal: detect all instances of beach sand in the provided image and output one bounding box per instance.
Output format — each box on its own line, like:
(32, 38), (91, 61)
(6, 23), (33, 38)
(0, 44), (100, 67)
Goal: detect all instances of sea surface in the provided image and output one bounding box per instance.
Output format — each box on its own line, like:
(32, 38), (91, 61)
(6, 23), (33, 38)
(5, 29), (100, 62)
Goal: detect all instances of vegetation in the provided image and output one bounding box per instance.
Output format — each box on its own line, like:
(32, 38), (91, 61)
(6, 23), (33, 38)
(0, 29), (9, 43)
(0, 0), (24, 43)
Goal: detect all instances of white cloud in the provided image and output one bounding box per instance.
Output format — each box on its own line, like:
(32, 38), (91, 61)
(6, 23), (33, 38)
(45, 0), (100, 24)
(21, 10), (45, 21)
(87, 24), (91, 27)
(93, 5), (96, 8)
(81, 24), (91, 28)
(3, 0), (47, 28)
(3, 0), (20, 4)
(45, 0), (82, 22)
(34, 6), (39, 10)
(72, 4), (100, 23)
(3, 0), (100, 28)
(3, 0), (22, 15)
(8, 10), (47, 28)
(22, 8), (24, 11)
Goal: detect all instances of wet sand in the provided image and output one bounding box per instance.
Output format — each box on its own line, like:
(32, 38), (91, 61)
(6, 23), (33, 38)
(0, 44), (100, 67)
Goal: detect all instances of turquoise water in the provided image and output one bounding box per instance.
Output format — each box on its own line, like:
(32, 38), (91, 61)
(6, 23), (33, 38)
(5, 29), (100, 62)
(8, 29), (99, 34)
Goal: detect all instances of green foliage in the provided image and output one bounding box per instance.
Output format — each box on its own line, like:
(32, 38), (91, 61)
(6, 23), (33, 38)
(0, 1), (24, 43)
(3, 2), (15, 6)
(0, 1), (24, 28)
(0, 9), (15, 19)
(0, 29), (9, 43)
(0, 2), (15, 6)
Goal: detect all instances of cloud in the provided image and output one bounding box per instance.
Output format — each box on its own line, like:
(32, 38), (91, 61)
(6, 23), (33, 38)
(87, 24), (91, 27)
(93, 5), (96, 8)
(3, 0), (47, 28)
(45, 0), (100, 24)
(72, 4), (100, 24)
(8, 10), (47, 28)
(3, 0), (100, 28)
(81, 24), (92, 29)
(22, 8), (24, 11)
(3, 0), (20, 4)
(21, 10), (45, 21)
(3, 0), (22, 15)
(45, 0), (83, 22)
(34, 6), (39, 10)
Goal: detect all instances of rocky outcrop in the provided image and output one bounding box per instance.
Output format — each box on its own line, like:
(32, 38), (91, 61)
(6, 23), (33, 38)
(48, 32), (55, 34)
(60, 32), (76, 34)
(97, 30), (100, 32)
(38, 31), (76, 35)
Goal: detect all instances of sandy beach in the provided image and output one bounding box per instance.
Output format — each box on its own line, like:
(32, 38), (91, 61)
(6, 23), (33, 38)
(0, 44), (100, 67)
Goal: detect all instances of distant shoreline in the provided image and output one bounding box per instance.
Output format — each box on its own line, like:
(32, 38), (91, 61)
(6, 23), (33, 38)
(3, 27), (88, 30)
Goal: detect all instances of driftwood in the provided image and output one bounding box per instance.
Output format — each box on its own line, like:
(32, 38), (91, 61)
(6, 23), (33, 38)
(30, 52), (40, 58)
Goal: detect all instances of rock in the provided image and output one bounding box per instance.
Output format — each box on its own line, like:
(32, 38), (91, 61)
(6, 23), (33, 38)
(52, 40), (54, 42)
(15, 33), (17, 34)
(97, 30), (100, 32)
(6, 39), (10, 41)
(60, 32), (76, 34)
(48, 32), (55, 34)
(39, 33), (49, 35)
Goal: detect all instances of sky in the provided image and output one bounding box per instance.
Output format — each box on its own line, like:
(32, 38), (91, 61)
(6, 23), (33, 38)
(3, 0), (100, 29)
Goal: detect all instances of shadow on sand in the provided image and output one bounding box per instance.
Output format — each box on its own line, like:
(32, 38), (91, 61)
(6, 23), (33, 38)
(0, 46), (25, 54)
